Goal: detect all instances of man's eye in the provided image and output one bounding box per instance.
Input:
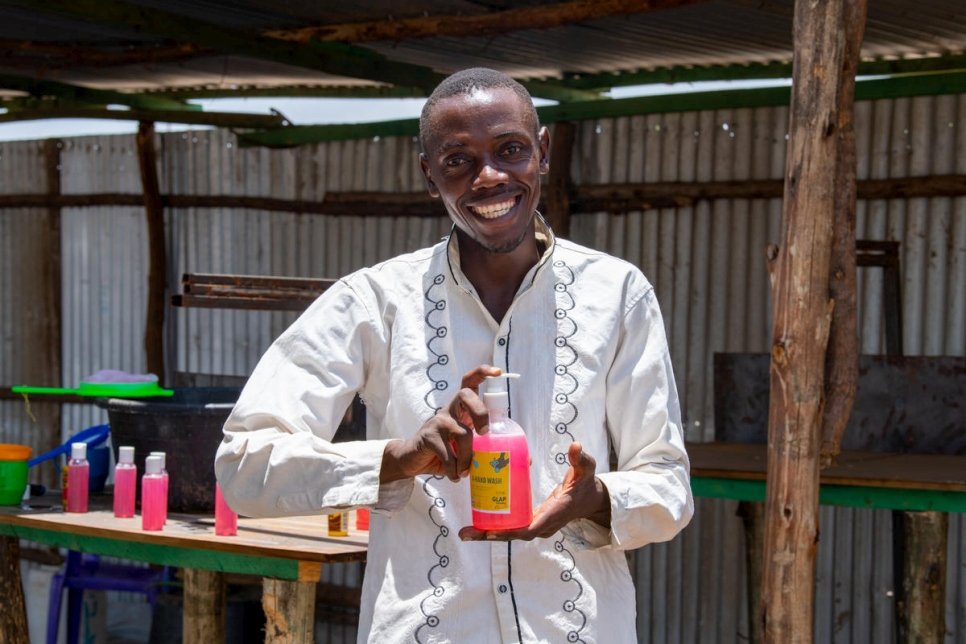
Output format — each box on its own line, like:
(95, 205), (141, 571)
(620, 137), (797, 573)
(501, 143), (524, 157)
(445, 157), (467, 168)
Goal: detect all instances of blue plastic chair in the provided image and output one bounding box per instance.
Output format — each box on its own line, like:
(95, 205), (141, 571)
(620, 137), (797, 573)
(45, 551), (172, 644)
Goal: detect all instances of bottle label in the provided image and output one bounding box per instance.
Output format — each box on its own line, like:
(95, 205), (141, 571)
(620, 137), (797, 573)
(470, 450), (511, 513)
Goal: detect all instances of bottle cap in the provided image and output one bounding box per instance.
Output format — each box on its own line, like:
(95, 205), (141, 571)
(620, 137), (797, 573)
(150, 451), (166, 469)
(118, 446), (134, 464)
(70, 442), (87, 461)
(483, 373), (520, 408)
(145, 455), (162, 475)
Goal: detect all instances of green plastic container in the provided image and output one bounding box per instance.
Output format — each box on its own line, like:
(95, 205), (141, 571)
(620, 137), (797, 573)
(0, 444), (31, 505)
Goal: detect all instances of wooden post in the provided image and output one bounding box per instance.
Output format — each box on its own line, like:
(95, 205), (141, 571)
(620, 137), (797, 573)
(761, 1), (865, 641)
(820, 0), (867, 469)
(262, 578), (317, 644)
(136, 121), (167, 381)
(544, 121), (576, 238)
(183, 568), (226, 643)
(737, 501), (766, 644)
(0, 537), (29, 644)
(896, 512), (948, 644)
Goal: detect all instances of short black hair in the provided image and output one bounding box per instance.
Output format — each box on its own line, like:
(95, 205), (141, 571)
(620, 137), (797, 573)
(419, 67), (539, 152)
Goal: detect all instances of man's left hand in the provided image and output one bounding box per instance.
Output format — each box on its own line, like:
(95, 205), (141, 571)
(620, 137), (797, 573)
(459, 441), (611, 542)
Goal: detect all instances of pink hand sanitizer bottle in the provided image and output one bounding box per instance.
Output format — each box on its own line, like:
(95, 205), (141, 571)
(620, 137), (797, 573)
(66, 443), (90, 513)
(215, 483), (238, 536)
(141, 455), (166, 531)
(113, 446), (137, 518)
(470, 374), (533, 531)
(150, 451), (169, 525)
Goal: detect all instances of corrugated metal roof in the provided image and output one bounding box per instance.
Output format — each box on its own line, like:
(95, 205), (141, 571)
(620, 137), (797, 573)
(0, 0), (963, 99)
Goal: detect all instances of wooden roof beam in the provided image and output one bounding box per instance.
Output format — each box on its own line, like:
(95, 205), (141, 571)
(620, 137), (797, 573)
(0, 39), (210, 68)
(266, 0), (705, 44)
(0, 73), (197, 111)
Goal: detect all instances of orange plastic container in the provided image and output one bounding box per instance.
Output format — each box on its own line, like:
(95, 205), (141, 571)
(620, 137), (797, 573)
(0, 443), (32, 505)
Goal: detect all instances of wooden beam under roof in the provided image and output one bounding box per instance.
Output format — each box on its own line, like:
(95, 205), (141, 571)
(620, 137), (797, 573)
(0, 39), (209, 68)
(0, 73), (196, 111)
(8, 0), (601, 102)
(265, 0), (704, 44)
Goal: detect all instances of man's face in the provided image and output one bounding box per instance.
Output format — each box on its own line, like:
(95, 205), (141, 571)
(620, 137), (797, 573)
(420, 87), (550, 254)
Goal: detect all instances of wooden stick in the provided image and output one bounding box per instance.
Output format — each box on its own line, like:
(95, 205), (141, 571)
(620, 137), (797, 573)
(896, 512), (948, 643)
(136, 122), (167, 381)
(545, 121), (576, 237)
(263, 578), (317, 644)
(183, 568), (226, 643)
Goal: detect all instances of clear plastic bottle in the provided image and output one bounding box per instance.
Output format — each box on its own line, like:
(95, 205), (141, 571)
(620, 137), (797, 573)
(470, 374), (533, 531)
(215, 483), (238, 536)
(141, 455), (166, 531)
(113, 446), (137, 518)
(65, 443), (90, 513)
(150, 451), (169, 525)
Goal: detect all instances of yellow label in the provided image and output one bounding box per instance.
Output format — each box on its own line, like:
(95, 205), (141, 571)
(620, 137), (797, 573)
(470, 450), (511, 513)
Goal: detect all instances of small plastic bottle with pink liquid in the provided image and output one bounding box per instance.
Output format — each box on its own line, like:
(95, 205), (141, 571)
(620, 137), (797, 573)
(66, 443), (90, 513)
(215, 483), (238, 536)
(141, 455), (166, 531)
(470, 374), (533, 531)
(113, 446), (137, 518)
(150, 451), (169, 525)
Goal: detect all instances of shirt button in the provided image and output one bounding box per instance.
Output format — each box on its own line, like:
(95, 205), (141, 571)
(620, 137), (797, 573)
(497, 338), (506, 346)
(498, 584), (508, 594)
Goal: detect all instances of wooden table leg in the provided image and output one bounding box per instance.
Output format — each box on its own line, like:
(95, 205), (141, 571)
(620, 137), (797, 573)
(262, 578), (316, 644)
(0, 536), (29, 644)
(183, 568), (226, 643)
(897, 511), (948, 644)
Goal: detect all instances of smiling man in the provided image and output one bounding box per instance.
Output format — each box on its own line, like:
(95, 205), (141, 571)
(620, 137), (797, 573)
(216, 68), (692, 643)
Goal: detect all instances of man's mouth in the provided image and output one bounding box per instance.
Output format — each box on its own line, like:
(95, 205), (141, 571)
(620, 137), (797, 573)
(469, 196), (518, 219)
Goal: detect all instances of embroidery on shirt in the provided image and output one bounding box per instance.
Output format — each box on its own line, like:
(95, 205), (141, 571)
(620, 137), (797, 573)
(551, 259), (587, 643)
(416, 272), (451, 642)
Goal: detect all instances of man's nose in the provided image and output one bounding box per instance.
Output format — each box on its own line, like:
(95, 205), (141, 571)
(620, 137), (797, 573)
(473, 161), (508, 189)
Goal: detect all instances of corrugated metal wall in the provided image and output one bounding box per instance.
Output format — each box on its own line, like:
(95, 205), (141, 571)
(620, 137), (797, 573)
(1, 92), (964, 642)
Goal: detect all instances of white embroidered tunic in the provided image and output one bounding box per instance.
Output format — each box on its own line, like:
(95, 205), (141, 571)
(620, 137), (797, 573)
(216, 219), (693, 643)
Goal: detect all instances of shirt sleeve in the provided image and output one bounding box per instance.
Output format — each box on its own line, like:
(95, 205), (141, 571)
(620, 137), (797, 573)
(588, 285), (693, 550)
(214, 279), (412, 518)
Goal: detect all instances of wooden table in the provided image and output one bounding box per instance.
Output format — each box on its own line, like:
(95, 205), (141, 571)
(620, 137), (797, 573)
(688, 441), (966, 512)
(0, 500), (367, 643)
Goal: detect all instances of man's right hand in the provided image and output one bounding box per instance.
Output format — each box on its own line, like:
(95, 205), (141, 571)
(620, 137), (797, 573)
(380, 364), (502, 483)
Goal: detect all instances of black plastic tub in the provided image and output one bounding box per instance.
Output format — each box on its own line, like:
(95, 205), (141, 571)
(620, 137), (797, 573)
(97, 387), (241, 513)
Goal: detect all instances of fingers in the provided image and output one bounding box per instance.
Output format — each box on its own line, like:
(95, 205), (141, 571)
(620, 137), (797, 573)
(567, 442), (598, 481)
(460, 364), (503, 390)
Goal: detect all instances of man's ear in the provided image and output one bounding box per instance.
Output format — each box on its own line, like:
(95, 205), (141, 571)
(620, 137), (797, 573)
(538, 126), (550, 175)
(419, 153), (440, 197)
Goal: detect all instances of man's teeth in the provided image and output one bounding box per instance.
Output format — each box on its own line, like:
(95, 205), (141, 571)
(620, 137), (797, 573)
(472, 199), (515, 219)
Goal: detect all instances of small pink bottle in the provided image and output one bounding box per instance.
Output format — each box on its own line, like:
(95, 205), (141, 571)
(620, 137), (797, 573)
(150, 452), (169, 524)
(141, 455), (166, 531)
(113, 446), (137, 518)
(66, 443), (90, 513)
(215, 483), (237, 536)
(470, 374), (533, 531)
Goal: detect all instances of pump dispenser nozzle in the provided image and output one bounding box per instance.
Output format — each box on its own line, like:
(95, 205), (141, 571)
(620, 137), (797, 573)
(483, 373), (520, 410)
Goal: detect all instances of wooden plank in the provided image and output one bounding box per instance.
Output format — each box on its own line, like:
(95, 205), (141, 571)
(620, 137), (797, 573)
(137, 121), (166, 380)
(0, 536), (28, 644)
(183, 568), (226, 643)
(0, 507), (367, 581)
(688, 443), (966, 492)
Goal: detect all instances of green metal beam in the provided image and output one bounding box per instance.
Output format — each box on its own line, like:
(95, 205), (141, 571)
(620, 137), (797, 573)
(692, 477), (966, 513)
(237, 70), (966, 148)
(0, 107), (285, 128)
(554, 53), (966, 90)
(7, 0), (596, 102)
(0, 73), (197, 111)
